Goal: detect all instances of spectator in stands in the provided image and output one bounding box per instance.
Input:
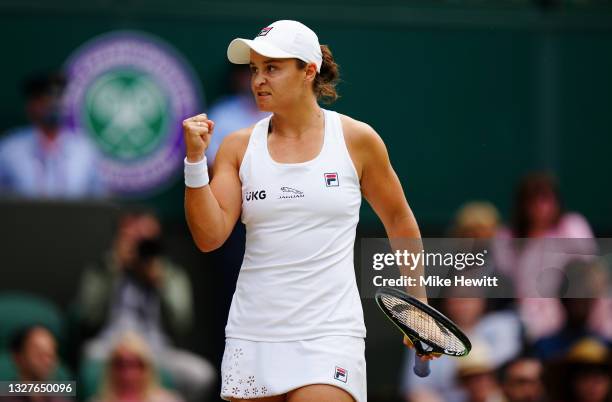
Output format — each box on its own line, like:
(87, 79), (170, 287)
(90, 331), (183, 402)
(544, 337), (611, 402)
(494, 172), (597, 340)
(77, 211), (215, 402)
(534, 295), (611, 361)
(0, 71), (105, 198)
(456, 341), (504, 402)
(8, 325), (71, 402)
(401, 297), (522, 402)
(509, 173), (592, 239)
(450, 201), (500, 239)
(450, 201), (515, 307)
(401, 202), (522, 402)
(498, 355), (545, 402)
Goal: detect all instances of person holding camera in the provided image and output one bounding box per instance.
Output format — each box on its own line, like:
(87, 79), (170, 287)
(76, 211), (215, 402)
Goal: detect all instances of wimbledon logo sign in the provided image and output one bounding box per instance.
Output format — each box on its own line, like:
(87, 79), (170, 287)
(63, 31), (203, 195)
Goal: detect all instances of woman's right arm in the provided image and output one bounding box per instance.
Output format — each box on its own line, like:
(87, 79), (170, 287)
(183, 114), (247, 252)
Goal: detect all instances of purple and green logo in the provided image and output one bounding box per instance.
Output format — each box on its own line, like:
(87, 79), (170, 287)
(64, 31), (203, 196)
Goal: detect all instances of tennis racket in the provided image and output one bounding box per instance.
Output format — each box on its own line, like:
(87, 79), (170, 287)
(375, 287), (471, 377)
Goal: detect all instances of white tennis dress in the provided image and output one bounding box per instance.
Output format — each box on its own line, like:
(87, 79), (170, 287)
(221, 109), (367, 401)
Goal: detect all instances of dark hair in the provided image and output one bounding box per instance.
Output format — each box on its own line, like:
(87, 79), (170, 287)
(111, 206), (159, 236)
(296, 45), (340, 104)
(497, 352), (543, 384)
(22, 71), (66, 100)
(10, 325), (49, 354)
(512, 172), (562, 237)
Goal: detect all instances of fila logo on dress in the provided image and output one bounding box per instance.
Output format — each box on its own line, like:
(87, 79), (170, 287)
(334, 366), (348, 383)
(324, 172), (339, 187)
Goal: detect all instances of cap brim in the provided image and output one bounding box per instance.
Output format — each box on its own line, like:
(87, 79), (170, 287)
(227, 38), (296, 64)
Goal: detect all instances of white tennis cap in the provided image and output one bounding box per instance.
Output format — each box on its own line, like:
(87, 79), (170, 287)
(227, 20), (323, 72)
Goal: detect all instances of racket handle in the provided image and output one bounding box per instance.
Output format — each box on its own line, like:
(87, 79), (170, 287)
(414, 356), (431, 377)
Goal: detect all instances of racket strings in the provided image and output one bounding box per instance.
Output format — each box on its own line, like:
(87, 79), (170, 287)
(381, 295), (466, 354)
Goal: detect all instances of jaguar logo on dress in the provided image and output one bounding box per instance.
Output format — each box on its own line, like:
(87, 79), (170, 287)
(278, 186), (304, 199)
(334, 366), (348, 383)
(324, 172), (339, 187)
(245, 190), (267, 201)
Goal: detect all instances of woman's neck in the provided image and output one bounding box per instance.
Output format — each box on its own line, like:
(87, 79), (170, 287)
(527, 221), (553, 237)
(270, 98), (323, 139)
(115, 387), (144, 401)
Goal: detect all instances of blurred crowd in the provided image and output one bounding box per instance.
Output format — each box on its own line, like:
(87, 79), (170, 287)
(0, 67), (259, 402)
(0, 69), (610, 402)
(401, 174), (611, 402)
(0, 71), (105, 199)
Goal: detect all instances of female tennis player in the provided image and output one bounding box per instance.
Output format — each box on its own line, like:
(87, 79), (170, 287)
(183, 20), (426, 402)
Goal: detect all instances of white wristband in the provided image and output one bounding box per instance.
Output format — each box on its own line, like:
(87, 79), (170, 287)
(184, 157), (209, 188)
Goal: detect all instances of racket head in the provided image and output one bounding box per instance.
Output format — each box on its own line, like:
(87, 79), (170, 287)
(375, 287), (472, 357)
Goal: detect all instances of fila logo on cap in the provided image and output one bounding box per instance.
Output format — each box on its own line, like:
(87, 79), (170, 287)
(257, 27), (273, 37)
(334, 366), (348, 383)
(324, 172), (339, 187)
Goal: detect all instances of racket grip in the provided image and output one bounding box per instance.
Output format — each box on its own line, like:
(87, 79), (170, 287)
(414, 356), (431, 377)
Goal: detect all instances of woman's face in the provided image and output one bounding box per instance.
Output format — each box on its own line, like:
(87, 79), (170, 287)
(573, 371), (610, 402)
(443, 297), (486, 329)
(249, 50), (316, 112)
(110, 347), (147, 391)
(526, 192), (559, 228)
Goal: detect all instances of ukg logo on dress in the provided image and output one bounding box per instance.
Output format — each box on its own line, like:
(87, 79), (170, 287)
(63, 31), (203, 196)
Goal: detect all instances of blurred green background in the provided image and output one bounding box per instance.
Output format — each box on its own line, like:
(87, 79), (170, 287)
(1, 0), (611, 234)
(1, 2), (611, 400)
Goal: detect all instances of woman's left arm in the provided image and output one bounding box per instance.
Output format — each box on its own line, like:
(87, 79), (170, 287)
(344, 117), (427, 302)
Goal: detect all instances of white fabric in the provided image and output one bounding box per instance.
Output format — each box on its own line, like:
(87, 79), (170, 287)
(226, 108), (366, 341)
(184, 157), (209, 188)
(221, 336), (366, 402)
(227, 20), (323, 72)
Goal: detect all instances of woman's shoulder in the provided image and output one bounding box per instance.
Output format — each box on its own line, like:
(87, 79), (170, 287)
(337, 113), (384, 149)
(216, 125), (256, 163)
(557, 212), (594, 238)
(338, 113), (376, 136)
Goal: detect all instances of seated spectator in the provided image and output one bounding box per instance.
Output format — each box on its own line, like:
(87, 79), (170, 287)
(77, 211), (215, 402)
(564, 258), (612, 342)
(497, 355), (545, 402)
(456, 341), (504, 402)
(449, 201), (515, 308)
(0, 71), (105, 198)
(450, 201), (500, 239)
(401, 202), (523, 402)
(534, 297), (611, 361)
(90, 331), (183, 402)
(494, 172), (597, 340)
(544, 337), (611, 402)
(401, 297), (522, 402)
(7, 325), (71, 402)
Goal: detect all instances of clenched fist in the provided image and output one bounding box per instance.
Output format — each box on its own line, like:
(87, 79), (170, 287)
(183, 113), (215, 162)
